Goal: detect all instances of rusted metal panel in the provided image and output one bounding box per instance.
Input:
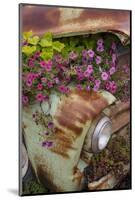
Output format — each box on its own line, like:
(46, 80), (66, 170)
(22, 89), (116, 192)
(20, 5), (130, 44)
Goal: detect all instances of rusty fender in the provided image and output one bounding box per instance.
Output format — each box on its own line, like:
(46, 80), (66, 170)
(22, 89), (116, 192)
(20, 5), (130, 45)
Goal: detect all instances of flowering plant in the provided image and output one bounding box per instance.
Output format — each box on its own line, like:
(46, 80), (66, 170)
(22, 31), (125, 106)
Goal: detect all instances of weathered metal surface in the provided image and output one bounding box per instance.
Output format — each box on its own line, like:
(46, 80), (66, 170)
(88, 164), (130, 190)
(20, 5), (130, 44)
(23, 89), (115, 192)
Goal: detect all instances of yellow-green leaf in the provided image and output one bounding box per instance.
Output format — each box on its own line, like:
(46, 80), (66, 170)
(23, 31), (33, 40)
(53, 41), (65, 52)
(22, 46), (36, 56)
(28, 36), (39, 45)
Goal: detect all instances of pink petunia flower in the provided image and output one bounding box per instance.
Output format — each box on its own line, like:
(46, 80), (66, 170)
(97, 38), (104, 46)
(69, 51), (78, 60)
(110, 81), (117, 94)
(101, 72), (109, 81)
(109, 67), (116, 75)
(87, 49), (95, 58)
(26, 79), (33, 87)
(97, 45), (104, 52)
(36, 93), (44, 102)
(93, 84), (100, 92)
(47, 81), (53, 88)
(87, 65), (93, 74)
(95, 79), (101, 86)
(41, 77), (47, 83)
(37, 83), (43, 90)
(22, 95), (29, 105)
(95, 56), (102, 64)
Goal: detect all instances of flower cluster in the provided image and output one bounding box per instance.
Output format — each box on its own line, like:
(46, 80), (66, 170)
(22, 32), (120, 105)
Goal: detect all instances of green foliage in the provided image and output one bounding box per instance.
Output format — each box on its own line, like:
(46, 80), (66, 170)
(53, 41), (65, 52)
(22, 46), (36, 56)
(23, 30), (33, 40)
(28, 36), (39, 45)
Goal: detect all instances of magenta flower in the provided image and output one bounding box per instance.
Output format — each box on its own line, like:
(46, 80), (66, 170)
(76, 84), (82, 90)
(82, 50), (88, 57)
(97, 45), (104, 52)
(110, 81), (117, 94)
(36, 93), (44, 102)
(34, 51), (40, 59)
(112, 54), (117, 63)
(58, 85), (70, 93)
(54, 77), (60, 84)
(87, 65), (93, 74)
(22, 95), (28, 105)
(97, 39), (104, 46)
(111, 42), (116, 50)
(39, 61), (46, 68)
(39, 60), (52, 71)
(101, 72), (109, 81)
(88, 49), (95, 58)
(42, 140), (53, 148)
(41, 77), (47, 83)
(48, 122), (54, 129)
(69, 51), (78, 60)
(26, 79), (33, 87)
(47, 81), (53, 88)
(93, 84), (100, 91)
(95, 56), (102, 64)
(37, 83), (43, 90)
(84, 70), (90, 78)
(105, 82), (111, 90)
(95, 79), (101, 86)
(77, 73), (84, 81)
(109, 67), (116, 75)
(28, 58), (34, 67)
(54, 54), (62, 63)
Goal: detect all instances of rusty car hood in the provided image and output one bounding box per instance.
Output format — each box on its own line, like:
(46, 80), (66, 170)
(20, 5), (130, 44)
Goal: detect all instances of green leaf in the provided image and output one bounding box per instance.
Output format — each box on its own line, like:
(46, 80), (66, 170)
(40, 47), (53, 60)
(53, 41), (65, 52)
(39, 38), (52, 47)
(23, 31), (33, 40)
(39, 32), (53, 47)
(28, 36), (39, 45)
(22, 46), (36, 56)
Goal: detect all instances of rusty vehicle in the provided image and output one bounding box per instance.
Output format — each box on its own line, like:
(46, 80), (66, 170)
(20, 4), (131, 194)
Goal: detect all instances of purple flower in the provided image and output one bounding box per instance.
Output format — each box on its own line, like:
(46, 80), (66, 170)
(111, 42), (116, 50)
(22, 95), (28, 105)
(97, 45), (104, 52)
(109, 67), (116, 75)
(97, 39), (104, 46)
(110, 81), (117, 94)
(88, 49), (95, 58)
(93, 84), (100, 91)
(95, 56), (102, 64)
(28, 58), (35, 67)
(83, 70), (90, 78)
(112, 54), (117, 63)
(42, 140), (53, 148)
(69, 51), (78, 60)
(47, 81), (53, 88)
(54, 77), (60, 84)
(76, 84), (82, 90)
(77, 73), (84, 81)
(58, 85), (70, 93)
(101, 72), (109, 81)
(82, 50), (88, 57)
(95, 79), (101, 86)
(36, 93), (44, 102)
(39, 60), (52, 71)
(87, 65), (93, 74)
(105, 82), (111, 90)
(34, 51), (40, 59)
(48, 122), (54, 129)
(26, 79), (33, 87)
(55, 54), (62, 63)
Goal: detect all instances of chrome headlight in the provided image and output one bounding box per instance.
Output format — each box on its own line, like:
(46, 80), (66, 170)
(91, 116), (112, 153)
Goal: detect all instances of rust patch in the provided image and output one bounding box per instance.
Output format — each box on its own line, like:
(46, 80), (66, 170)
(72, 166), (83, 186)
(37, 165), (63, 192)
(22, 6), (60, 32)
